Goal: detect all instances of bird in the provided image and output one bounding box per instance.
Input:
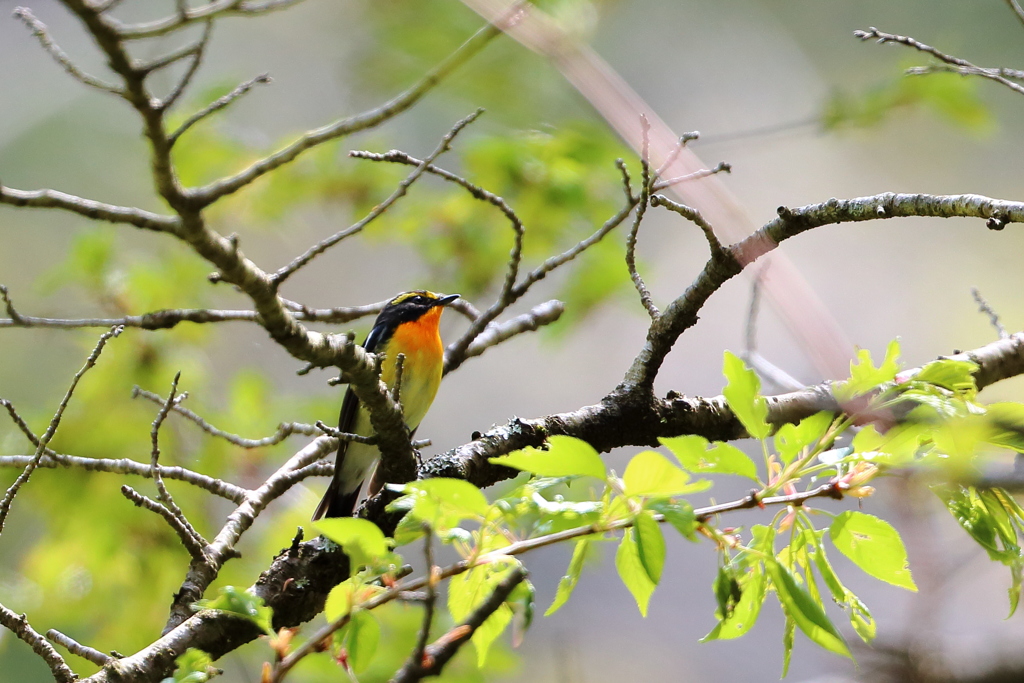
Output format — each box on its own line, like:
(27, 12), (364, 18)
(312, 290), (460, 519)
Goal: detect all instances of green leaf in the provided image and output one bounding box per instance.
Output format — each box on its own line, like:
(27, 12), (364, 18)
(915, 359), (979, 394)
(546, 538), (593, 616)
(647, 499), (698, 540)
(509, 579), (535, 647)
(829, 511), (917, 591)
(634, 511), (666, 584)
(161, 648), (215, 683)
(810, 539), (876, 643)
(616, 528), (656, 616)
(324, 578), (355, 622)
(489, 435), (606, 479)
(722, 351), (771, 439)
(837, 339), (901, 400)
(781, 616), (795, 678)
(192, 586), (273, 635)
(448, 559), (520, 666)
(473, 602), (513, 668)
(314, 518), (390, 571)
(622, 450), (696, 497)
(774, 412), (834, 466)
(335, 610), (380, 674)
(387, 478), (489, 534)
(702, 563), (766, 641)
(851, 423), (923, 465)
(661, 435), (758, 482)
(766, 559), (851, 659)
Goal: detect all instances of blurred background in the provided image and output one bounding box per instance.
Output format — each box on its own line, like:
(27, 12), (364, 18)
(2, 0), (1024, 680)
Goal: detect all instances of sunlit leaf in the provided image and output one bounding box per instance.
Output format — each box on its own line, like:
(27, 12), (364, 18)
(546, 537), (593, 616)
(836, 339), (901, 400)
(661, 435), (758, 482)
(722, 351), (770, 439)
(829, 511), (916, 591)
(622, 449), (697, 496)
(192, 586), (273, 635)
(490, 435), (606, 479)
(633, 511), (665, 585)
(774, 412), (834, 466)
(616, 528), (656, 616)
(314, 518), (390, 571)
(647, 499), (698, 541)
(335, 610), (380, 674)
(766, 560), (851, 659)
(161, 648), (215, 683)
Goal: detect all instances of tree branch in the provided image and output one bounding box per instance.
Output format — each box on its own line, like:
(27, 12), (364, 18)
(186, 20), (504, 208)
(0, 184), (180, 231)
(0, 326), (122, 535)
(0, 605), (76, 683)
(854, 27), (1024, 97)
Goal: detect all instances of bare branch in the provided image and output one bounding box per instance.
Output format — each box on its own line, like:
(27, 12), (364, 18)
(444, 177), (638, 375)
(0, 184), (181, 231)
(271, 109), (483, 287)
(133, 386), (319, 447)
(110, 0), (308, 39)
(854, 27), (1024, 97)
(0, 606), (75, 683)
(0, 453), (246, 503)
(121, 484), (208, 561)
(649, 194), (725, 255)
(390, 566), (527, 683)
(163, 435), (338, 630)
(653, 131), (699, 181)
(391, 526), (437, 683)
(451, 299), (564, 369)
(742, 272), (804, 392)
(158, 19), (214, 111)
(46, 629), (112, 667)
(1007, 0), (1024, 28)
(651, 161), (731, 192)
(12, 6), (123, 95)
(188, 21), (504, 207)
(971, 287), (1009, 340)
(169, 73), (272, 144)
(0, 326), (122, 535)
(625, 115), (659, 319)
(147, 373), (208, 554)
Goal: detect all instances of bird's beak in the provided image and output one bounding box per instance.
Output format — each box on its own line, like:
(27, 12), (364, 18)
(436, 294), (460, 306)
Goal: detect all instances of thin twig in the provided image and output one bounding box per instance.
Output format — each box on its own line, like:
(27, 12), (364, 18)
(159, 19), (213, 110)
(0, 605), (75, 682)
(133, 386), (319, 447)
(394, 525), (437, 681)
(0, 326), (122, 535)
(188, 20), (504, 206)
(120, 485), (208, 561)
(169, 73), (272, 144)
(148, 373), (208, 553)
(971, 287), (1009, 340)
(1007, 0), (1024, 28)
(0, 453), (246, 502)
(651, 161), (730, 192)
(392, 353), (406, 406)
(649, 194), (724, 255)
(390, 567), (527, 683)
(453, 299), (564, 368)
(653, 131), (699, 181)
(46, 629), (112, 666)
(625, 115), (659, 319)
(349, 150), (527, 296)
(271, 109), (484, 287)
(854, 27), (1024, 97)
(0, 285), (24, 324)
(111, 0), (308, 39)
(12, 7), (123, 95)
(743, 272), (804, 392)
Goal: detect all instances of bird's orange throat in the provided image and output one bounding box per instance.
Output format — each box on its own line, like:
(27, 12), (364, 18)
(389, 305), (444, 361)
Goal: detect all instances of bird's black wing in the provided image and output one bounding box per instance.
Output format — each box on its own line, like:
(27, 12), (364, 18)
(311, 324), (390, 520)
